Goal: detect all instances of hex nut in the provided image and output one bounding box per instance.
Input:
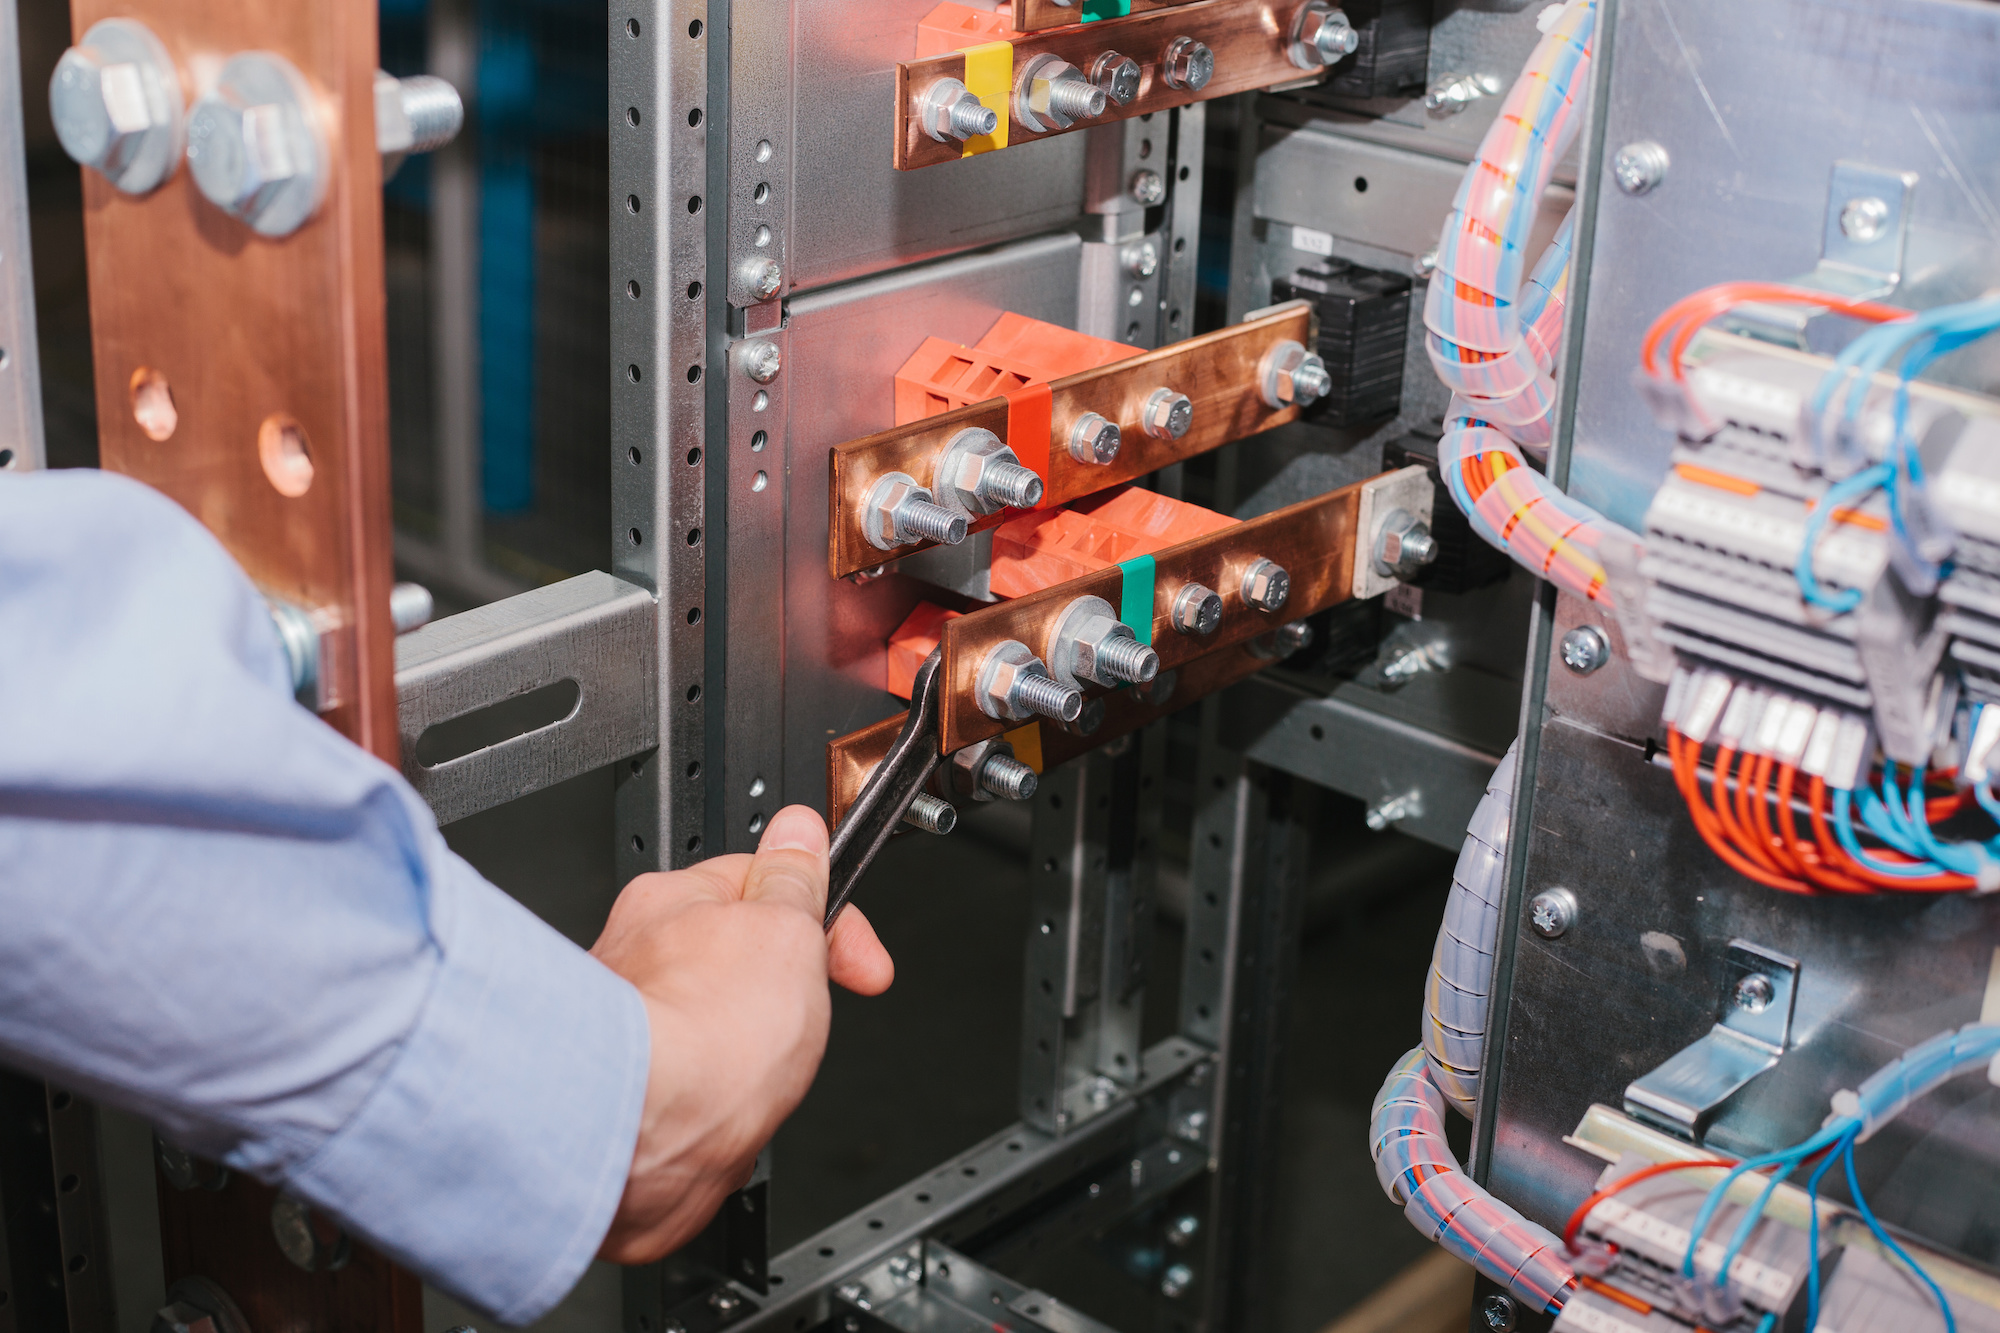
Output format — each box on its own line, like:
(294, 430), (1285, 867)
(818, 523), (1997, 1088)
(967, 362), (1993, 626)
(1161, 36), (1214, 91)
(1069, 412), (1122, 465)
(1050, 595), (1159, 688)
(186, 51), (327, 237)
(1017, 53), (1106, 133)
(1129, 168), (1166, 206)
(1373, 508), (1437, 580)
(1090, 51), (1142, 105)
(935, 427), (1043, 517)
(917, 76), (998, 143)
(1259, 339), (1333, 408)
(1171, 583), (1222, 636)
(1249, 621), (1314, 660)
(1288, 1), (1359, 70)
(976, 640), (1081, 723)
(863, 472), (968, 551)
(1239, 558), (1290, 613)
(947, 737), (1037, 802)
(1142, 387), (1193, 440)
(50, 18), (183, 195)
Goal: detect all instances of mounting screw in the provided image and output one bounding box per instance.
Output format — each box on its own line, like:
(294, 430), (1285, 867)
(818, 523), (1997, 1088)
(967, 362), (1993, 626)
(740, 256), (784, 302)
(1373, 508), (1437, 580)
(1090, 51), (1142, 105)
(976, 640), (1083, 723)
(1249, 620), (1314, 660)
(1481, 1293), (1517, 1333)
(1612, 140), (1669, 196)
(1171, 583), (1222, 636)
(916, 76), (998, 142)
(1122, 236), (1161, 278)
(1069, 412), (1121, 465)
(50, 18), (184, 195)
(1161, 36), (1214, 91)
(1142, 387), (1193, 440)
(1365, 788), (1423, 831)
(1559, 625), (1611, 675)
(741, 339), (782, 383)
(1529, 887), (1576, 939)
(1239, 558), (1291, 613)
(1160, 1263), (1195, 1299)
(1413, 248), (1438, 278)
(1129, 168), (1166, 206)
(1733, 973), (1775, 1014)
(1288, 1), (1360, 70)
(1168, 1213), (1201, 1245)
(862, 471), (968, 551)
(1840, 195), (1891, 243)
(186, 51), (328, 237)
(1017, 53), (1106, 133)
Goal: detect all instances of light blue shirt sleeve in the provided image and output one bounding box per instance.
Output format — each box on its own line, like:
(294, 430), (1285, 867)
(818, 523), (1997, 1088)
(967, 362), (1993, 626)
(0, 469), (651, 1326)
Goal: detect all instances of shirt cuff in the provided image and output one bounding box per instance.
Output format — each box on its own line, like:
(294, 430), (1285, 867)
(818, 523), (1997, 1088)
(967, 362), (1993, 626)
(285, 852), (650, 1325)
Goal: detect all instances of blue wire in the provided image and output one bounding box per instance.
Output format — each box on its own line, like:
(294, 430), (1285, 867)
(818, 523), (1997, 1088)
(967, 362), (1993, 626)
(1804, 1137), (1851, 1333)
(1715, 1158), (1802, 1288)
(1680, 1122), (1853, 1279)
(1833, 788), (1948, 878)
(1796, 464), (1892, 612)
(1842, 1138), (1957, 1333)
(1755, 1312), (1776, 1333)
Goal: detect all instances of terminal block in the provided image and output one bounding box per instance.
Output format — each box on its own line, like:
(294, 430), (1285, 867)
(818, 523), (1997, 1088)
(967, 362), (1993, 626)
(1817, 1242), (2000, 1333)
(1550, 1284), (1700, 1333)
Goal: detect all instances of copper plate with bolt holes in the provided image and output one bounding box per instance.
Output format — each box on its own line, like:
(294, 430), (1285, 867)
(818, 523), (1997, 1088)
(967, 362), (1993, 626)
(828, 637), (1273, 823)
(934, 476), (1367, 752)
(1012, 0), (1209, 34)
(895, 0), (1315, 169)
(827, 303), (1313, 578)
(77, 0), (400, 768)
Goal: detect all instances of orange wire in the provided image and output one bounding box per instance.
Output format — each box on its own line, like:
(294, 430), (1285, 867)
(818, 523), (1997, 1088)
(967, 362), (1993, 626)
(1806, 775), (1973, 892)
(1640, 283), (1908, 382)
(1668, 731), (1812, 893)
(1746, 752), (1804, 878)
(1773, 764), (1871, 893)
(1562, 1156), (1736, 1253)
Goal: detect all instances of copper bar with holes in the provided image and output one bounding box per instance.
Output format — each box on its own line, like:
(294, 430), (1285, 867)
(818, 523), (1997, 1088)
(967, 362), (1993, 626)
(828, 637), (1273, 823)
(937, 476), (1366, 752)
(828, 302), (1312, 578)
(1012, 0), (1209, 35)
(896, 0), (1311, 170)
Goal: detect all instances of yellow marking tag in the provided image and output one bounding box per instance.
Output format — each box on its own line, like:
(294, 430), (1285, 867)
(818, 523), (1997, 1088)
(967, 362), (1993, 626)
(1003, 721), (1042, 772)
(960, 41), (1011, 156)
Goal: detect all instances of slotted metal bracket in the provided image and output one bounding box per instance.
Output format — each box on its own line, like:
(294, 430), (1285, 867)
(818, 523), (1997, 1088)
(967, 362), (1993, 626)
(1623, 940), (1800, 1142)
(1723, 161), (1918, 345)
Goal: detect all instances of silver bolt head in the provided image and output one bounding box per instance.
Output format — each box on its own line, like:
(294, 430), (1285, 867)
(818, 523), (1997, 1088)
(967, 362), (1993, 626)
(863, 472), (924, 550)
(1162, 37), (1214, 91)
(1481, 1293), (1518, 1333)
(1092, 52), (1142, 105)
(742, 339), (782, 383)
(1733, 973), (1775, 1013)
(976, 640), (1054, 722)
(1424, 74), (1475, 115)
(1129, 168), (1166, 206)
(1291, 3), (1360, 68)
(1169, 1213), (1200, 1242)
(1559, 625), (1611, 675)
(1122, 236), (1161, 278)
(187, 52), (326, 237)
(743, 257), (784, 302)
(1413, 248), (1438, 278)
(51, 20), (183, 195)
(1171, 583), (1222, 636)
(1528, 887), (1576, 939)
(1069, 412), (1121, 465)
(1840, 194), (1891, 243)
(1240, 558), (1290, 613)
(1611, 139), (1669, 196)
(1143, 387), (1194, 440)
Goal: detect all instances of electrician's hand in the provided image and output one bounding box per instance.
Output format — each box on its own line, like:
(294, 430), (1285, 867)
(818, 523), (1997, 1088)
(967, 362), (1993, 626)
(591, 804), (893, 1262)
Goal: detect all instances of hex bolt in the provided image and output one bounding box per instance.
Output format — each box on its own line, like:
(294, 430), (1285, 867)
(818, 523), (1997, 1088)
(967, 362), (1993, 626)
(1161, 36), (1214, 91)
(1129, 168), (1166, 206)
(741, 339), (782, 383)
(935, 427), (1044, 518)
(1122, 236), (1160, 278)
(1239, 558), (1291, 613)
(49, 18), (184, 195)
(917, 76), (998, 143)
(1413, 248), (1439, 279)
(186, 51), (328, 237)
(976, 640), (1084, 723)
(1171, 583), (1222, 636)
(1529, 887), (1576, 939)
(1560, 625), (1611, 675)
(1017, 54), (1106, 133)
(740, 257), (784, 302)
(1612, 140), (1669, 196)
(1051, 595), (1159, 688)
(1481, 1294), (1518, 1333)
(1142, 388), (1194, 440)
(977, 751), (1039, 800)
(375, 71), (463, 180)
(1288, 1), (1359, 70)
(1069, 412), (1121, 465)
(1259, 339), (1332, 409)
(1373, 507), (1437, 580)
(863, 471), (970, 551)
(904, 793), (958, 835)
(1090, 51), (1142, 105)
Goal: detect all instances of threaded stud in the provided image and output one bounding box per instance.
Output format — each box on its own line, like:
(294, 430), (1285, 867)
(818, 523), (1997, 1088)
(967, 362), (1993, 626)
(1096, 636), (1160, 685)
(904, 794), (958, 834)
(397, 75), (465, 153)
(1048, 79), (1106, 123)
(950, 99), (998, 139)
(1013, 673), (1084, 723)
(896, 497), (969, 546)
(979, 461), (1044, 510)
(1292, 361), (1333, 403)
(978, 753), (1039, 801)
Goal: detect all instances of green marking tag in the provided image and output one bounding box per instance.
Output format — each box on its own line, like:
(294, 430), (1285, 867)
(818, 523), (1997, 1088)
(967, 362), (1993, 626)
(1080, 0), (1131, 20)
(1118, 554), (1156, 646)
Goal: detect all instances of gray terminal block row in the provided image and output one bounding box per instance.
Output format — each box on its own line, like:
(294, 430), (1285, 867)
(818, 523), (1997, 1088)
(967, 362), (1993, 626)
(1815, 1244), (2000, 1333)
(1551, 1286), (1691, 1333)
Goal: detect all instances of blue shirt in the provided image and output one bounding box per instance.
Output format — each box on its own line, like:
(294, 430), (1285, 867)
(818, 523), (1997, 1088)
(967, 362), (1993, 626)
(0, 469), (649, 1325)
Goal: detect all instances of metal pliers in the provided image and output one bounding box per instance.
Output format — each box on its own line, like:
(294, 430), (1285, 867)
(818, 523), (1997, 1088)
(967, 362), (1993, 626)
(824, 649), (943, 929)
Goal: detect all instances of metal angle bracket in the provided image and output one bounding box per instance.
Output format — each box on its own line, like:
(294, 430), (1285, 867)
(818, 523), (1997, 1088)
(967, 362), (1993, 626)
(835, 1241), (1120, 1333)
(1723, 160), (1918, 346)
(1622, 939), (1800, 1143)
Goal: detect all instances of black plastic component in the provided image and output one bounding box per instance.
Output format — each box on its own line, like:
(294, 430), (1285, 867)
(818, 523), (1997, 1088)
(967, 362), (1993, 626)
(1383, 433), (1512, 595)
(1271, 260), (1411, 429)
(1288, 597), (1385, 680)
(1323, 0), (1434, 100)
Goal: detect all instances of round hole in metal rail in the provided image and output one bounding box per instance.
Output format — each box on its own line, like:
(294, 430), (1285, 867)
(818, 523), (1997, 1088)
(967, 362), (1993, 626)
(626, 107), (640, 126)
(258, 414), (313, 497)
(688, 108), (702, 127)
(130, 367), (177, 441)
(413, 679), (582, 769)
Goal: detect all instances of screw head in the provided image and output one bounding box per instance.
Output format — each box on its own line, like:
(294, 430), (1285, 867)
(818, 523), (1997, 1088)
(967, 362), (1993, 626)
(1090, 51), (1142, 105)
(1481, 1293), (1517, 1333)
(1122, 236), (1161, 278)
(1143, 387), (1194, 439)
(1529, 887), (1576, 939)
(1612, 140), (1669, 196)
(1374, 508), (1438, 579)
(1069, 412), (1121, 465)
(1129, 168), (1166, 206)
(50, 20), (183, 195)
(186, 52), (326, 237)
(1733, 973), (1775, 1014)
(1161, 36), (1214, 91)
(1169, 1213), (1201, 1244)
(1240, 558), (1291, 613)
(742, 257), (783, 302)
(741, 339), (782, 383)
(1840, 194), (1891, 243)
(1171, 583), (1222, 636)
(1161, 1263), (1195, 1299)
(1559, 625), (1611, 675)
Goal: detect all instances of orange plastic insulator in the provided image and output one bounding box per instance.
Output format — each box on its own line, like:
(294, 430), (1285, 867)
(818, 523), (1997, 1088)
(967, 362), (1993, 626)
(989, 486), (1234, 598)
(915, 2), (1014, 58)
(893, 312), (1138, 424)
(885, 601), (962, 699)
